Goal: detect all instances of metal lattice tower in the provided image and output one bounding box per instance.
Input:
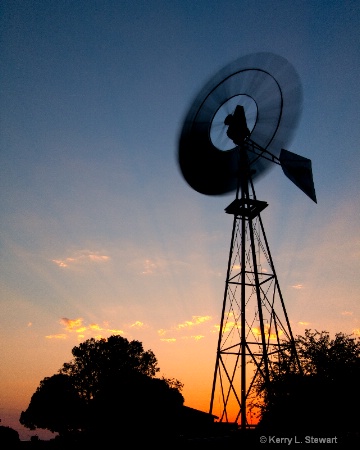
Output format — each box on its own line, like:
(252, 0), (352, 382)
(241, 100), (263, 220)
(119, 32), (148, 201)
(177, 52), (317, 432)
(209, 146), (302, 429)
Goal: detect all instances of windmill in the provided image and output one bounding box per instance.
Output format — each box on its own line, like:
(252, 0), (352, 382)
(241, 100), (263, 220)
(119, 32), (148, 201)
(177, 52), (316, 429)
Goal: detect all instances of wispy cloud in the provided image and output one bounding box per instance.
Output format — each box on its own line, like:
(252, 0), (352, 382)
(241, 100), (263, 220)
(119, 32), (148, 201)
(341, 311), (353, 316)
(127, 257), (168, 275)
(52, 250), (110, 268)
(298, 321), (310, 325)
(128, 256), (189, 276)
(251, 325), (283, 340)
(130, 321), (145, 328)
(45, 317), (124, 341)
(45, 333), (67, 340)
(141, 259), (158, 274)
(213, 312), (240, 333)
(213, 320), (240, 333)
(292, 284), (303, 289)
(159, 315), (212, 335)
(175, 315), (212, 330)
(212, 320), (283, 341)
(182, 335), (205, 341)
(158, 315), (212, 342)
(60, 317), (85, 331)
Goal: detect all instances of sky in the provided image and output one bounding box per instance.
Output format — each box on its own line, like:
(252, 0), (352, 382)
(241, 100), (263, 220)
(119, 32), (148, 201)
(1, 0), (360, 441)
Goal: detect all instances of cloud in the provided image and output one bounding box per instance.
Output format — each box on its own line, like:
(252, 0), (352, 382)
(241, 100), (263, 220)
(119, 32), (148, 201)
(141, 259), (158, 275)
(52, 258), (74, 268)
(298, 321), (310, 325)
(158, 315), (212, 337)
(175, 315), (212, 330)
(213, 312), (240, 333)
(157, 315), (212, 342)
(60, 317), (84, 331)
(89, 323), (102, 331)
(182, 335), (205, 341)
(292, 284), (303, 289)
(52, 250), (110, 268)
(130, 321), (145, 328)
(45, 333), (67, 340)
(45, 317), (124, 341)
(128, 257), (169, 275)
(128, 256), (189, 276)
(213, 321), (283, 340)
(341, 311), (353, 316)
(251, 325), (283, 340)
(213, 321), (240, 333)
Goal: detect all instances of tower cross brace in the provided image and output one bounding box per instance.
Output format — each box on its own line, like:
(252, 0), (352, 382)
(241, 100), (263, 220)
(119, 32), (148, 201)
(209, 144), (302, 429)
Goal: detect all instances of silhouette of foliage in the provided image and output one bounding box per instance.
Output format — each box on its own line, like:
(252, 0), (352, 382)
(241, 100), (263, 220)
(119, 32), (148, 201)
(20, 373), (86, 435)
(20, 335), (184, 443)
(0, 425), (20, 447)
(89, 371), (184, 443)
(59, 335), (160, 403)
(256, 329), (360, 434)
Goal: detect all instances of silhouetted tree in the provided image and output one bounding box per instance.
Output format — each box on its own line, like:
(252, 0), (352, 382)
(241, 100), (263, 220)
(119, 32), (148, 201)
(20, 373), (86, 436)
(256, 329), (360, 435)
(0, 425), (20, 448)
(90, 371), (184, 443)
(20, 335), (184, 444)
(60, 335), (160, 403)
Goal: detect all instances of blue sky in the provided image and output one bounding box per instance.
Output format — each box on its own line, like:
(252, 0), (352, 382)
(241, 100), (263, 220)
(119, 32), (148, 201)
(1, 0), (359, 440)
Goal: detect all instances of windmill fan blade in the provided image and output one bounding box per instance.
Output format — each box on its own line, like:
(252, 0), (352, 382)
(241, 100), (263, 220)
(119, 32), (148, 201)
(280, 149), (317, 203)
(178, 52), (303, 196)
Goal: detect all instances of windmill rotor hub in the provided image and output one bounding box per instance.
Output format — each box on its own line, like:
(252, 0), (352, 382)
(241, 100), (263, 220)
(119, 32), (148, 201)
(224, 105), (250, 146)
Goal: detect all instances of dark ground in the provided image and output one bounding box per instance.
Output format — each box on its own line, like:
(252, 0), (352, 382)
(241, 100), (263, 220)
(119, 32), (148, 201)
(6, 429), (359, 450)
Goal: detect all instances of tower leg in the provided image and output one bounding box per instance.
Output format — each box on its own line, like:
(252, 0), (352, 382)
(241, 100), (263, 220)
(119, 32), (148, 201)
(209, 177), (301, 429)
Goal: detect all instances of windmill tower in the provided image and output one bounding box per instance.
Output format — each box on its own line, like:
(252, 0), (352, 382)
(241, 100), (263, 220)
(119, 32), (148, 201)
(178, 53), (316, 429)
